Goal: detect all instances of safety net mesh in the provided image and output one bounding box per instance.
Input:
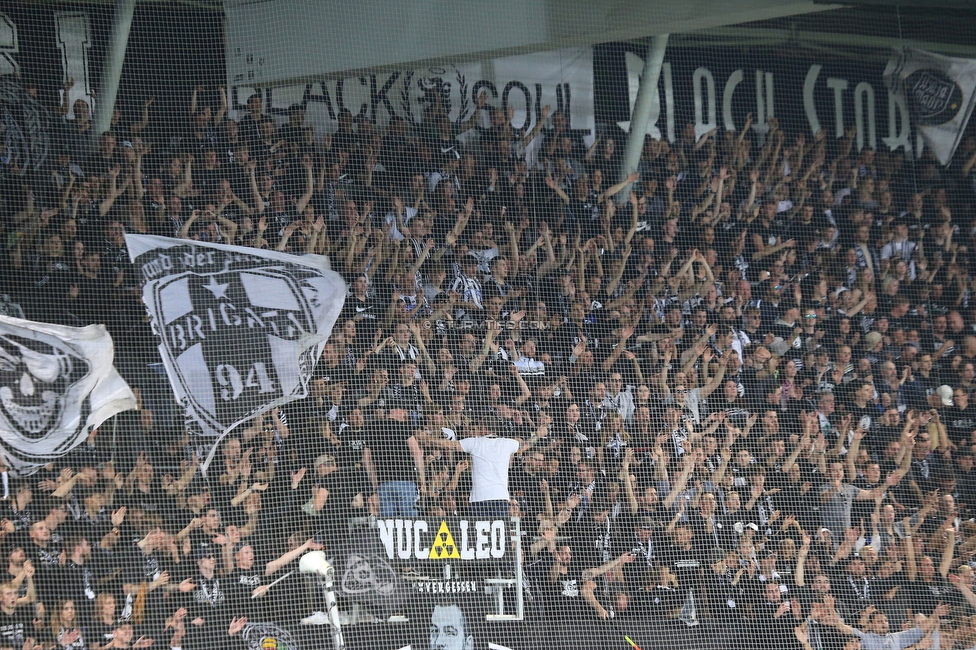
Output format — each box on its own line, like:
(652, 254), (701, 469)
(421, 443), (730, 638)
(0, 2), (974, 650)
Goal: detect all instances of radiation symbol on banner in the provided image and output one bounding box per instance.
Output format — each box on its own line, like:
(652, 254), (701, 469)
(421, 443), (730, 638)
(429, 521), (461, 560)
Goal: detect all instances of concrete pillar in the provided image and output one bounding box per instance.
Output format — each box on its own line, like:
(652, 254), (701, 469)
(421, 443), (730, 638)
(93, 0), (136, 136)
(617, 33), (669, 199)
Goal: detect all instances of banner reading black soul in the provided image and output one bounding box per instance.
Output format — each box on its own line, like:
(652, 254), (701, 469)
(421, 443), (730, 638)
(125, 235), (346, 471)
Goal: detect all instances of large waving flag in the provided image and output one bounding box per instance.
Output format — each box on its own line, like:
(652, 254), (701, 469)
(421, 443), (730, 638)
(126, 235), (346, 472)
(885, 47), (976, 165)
(0, 316), (135, 475)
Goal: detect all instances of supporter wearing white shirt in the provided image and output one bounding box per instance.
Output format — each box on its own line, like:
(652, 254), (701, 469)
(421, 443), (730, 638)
(512, 340), (546, 378)
(880, 219), (917, 279)
(451, 257), (483, 321)
(428, 423), (548, 519)
(602, 372), (635, 422)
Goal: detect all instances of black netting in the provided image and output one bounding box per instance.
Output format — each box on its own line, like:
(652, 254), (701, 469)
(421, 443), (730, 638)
(0, 2), (973, 650)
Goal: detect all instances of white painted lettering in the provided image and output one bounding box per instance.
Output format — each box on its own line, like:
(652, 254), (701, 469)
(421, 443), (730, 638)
(490, 521), (505, 558)
(693, 67), (716, 140)
(460, 521), (475, 560)
(414, 520), (429, 560)
(723, 69), (744, 132)
(804, 64), (823, 136)
(826, 77), (849, 137)
(377, 519), (395, 559)
(883, 89), (912, 153)
(396, 519), (412, 560)
(476, 521), (491, 560)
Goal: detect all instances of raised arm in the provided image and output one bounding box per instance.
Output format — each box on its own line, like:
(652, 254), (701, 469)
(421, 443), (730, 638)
(712, 444), (732, 486)
(782, 423), (811, 474)
(622, 450), (639, 514)
(795, 533), (810, 587)
(407, 321), (437, 375)
(544, 176), (570, 204)
(296, 157), (315, 214)
(265, 538), (320, 576)
(215, 86), (228, 124)
(698, 355), (728, 400)
(598, 171), (639, 203)
(582, 551), (635, 582)
(939, 524), (955, 579)
(408, 435), (426, 496)
(130, 97), (154, 134)
(520, 104), (551, 148)
(663, 456), (694, 509)
(905, 519), (917, 582)
(846, 428), (864, 482)
(99, 166), (125, 216)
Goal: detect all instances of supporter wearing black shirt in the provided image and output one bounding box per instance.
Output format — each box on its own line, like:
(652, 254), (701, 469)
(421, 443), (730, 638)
(183, 545), (230, 645)
(237, 93), (264, 147)
(365, 410), (423, 517)
(904, 520), (954, 616)
(223, 541), (265, 620)
(955, 451), (976, 510)
(121, 531), (169, 630)
(845, 381), (879, 435)
(88, 594), (120, 650)
(0, 583), (31, 650)
(660, 524), (703, 602)
(946, 389), (976, 446)
(306, 454), (363, 546)
(510, 451), (548, 520)
(60, 536), (102, 627)
(833, 556), (881, 614)
(341, 276), (381, 323)
(565, 493), (617, 571)
(753, 580), (803, 650)
(527, 545), (589, 620)
(334, 408), (372, 488)
(380, 361), (426, 423)
(688, 492), (725, 551)
(702, 550), (749, 623)
(27, 521), (62, 605)
(615, 517), (658, 592)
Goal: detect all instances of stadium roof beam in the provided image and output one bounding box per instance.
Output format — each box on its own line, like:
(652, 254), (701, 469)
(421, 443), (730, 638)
(220, 0), (839, 87)
(94, 0), (136, 137)
(662, 24), (976, 57)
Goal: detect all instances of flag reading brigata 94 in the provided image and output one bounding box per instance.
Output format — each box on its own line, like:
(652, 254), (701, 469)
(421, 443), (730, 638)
(126, 235), (346, 470)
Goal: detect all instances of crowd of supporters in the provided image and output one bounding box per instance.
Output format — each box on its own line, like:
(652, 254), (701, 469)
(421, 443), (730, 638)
(0, 72), (975, 650)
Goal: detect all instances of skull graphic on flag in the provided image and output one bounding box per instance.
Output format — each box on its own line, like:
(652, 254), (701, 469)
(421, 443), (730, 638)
(0, 316), (136, 475)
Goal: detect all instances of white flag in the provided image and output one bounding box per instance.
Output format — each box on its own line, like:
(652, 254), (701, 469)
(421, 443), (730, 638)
(885, 47), (976, 165)
(0, 316), (136, 475)
(126, 235), (347, 471)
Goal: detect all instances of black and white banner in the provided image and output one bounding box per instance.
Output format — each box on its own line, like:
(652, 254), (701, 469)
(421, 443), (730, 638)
(0, 316), (135, 475)
(126, 236), (346, 470)
(229, 47), (595, 152)
(884, 47), (976, 165)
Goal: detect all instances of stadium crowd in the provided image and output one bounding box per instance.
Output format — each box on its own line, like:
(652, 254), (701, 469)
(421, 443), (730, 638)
(0, 73), (975, 650)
